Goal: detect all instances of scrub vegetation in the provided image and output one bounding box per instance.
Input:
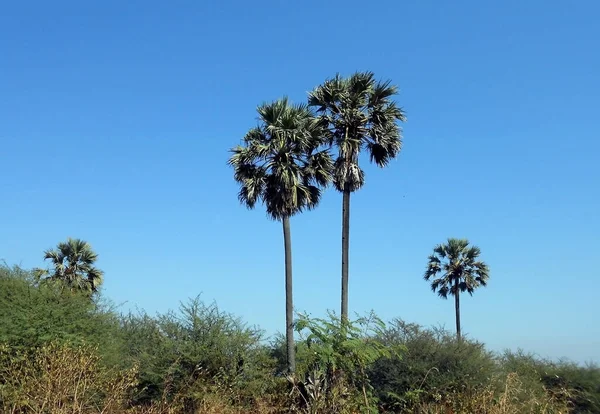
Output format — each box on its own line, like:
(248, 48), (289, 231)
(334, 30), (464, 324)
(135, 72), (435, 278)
(2, 73), (597, 413)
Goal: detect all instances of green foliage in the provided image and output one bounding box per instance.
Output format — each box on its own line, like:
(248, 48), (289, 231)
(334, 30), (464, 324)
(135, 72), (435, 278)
(120, 296), (278, 409)
(0, 264), (122, 359)
(369, 319), (496, 411)
(500, 350), (600, 413)
(0, 263), (590, 413)
(366, 320), (597, 413)
(295, 312), (393, 377)
(34, 237), (104, 294)
(291, 312), (395, 413)
(0, 260), (594, 414)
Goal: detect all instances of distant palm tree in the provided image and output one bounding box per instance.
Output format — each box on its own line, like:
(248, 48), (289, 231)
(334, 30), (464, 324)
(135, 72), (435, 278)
(35, 238), (104, 294)
(308, 71), (406, 323)
(228, 98), (332, 374)
(424, 238), (490, 342)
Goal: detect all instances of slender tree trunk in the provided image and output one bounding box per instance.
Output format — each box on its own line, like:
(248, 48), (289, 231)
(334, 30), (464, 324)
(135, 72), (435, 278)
(282, 217), (296, 373)
(454, 278), (461, 342)
(341, 186), (351, 323)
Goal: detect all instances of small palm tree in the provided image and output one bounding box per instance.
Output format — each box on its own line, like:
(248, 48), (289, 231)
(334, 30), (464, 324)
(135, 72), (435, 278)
(228, 97), (332, 373)
(308, 71), (406, 322)
(424, 238), (490, 342)
(35, 238), (104, 294)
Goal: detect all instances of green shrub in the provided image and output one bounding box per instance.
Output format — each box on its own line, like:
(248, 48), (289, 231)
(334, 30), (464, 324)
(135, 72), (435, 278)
(288, 312), (394, 414)
(0, 264), (593, 413)
(369, 319), (497, 411)
(0, 264), (123, 363)
(120, 296), (278, 410)
(500, 350), (600, 413)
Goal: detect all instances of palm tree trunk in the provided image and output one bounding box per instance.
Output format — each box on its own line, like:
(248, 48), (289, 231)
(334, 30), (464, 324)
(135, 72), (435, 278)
(282, 216), (296, 373)
(341, 186), (350, 323)
(454, 278), (461, 342)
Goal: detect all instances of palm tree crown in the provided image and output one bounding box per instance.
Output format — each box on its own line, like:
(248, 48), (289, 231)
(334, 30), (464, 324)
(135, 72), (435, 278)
(35, 238), (104, 294)
(424, 238), (489, 298)
(228, 97), (333, 219)
(308, 71), (406, 192)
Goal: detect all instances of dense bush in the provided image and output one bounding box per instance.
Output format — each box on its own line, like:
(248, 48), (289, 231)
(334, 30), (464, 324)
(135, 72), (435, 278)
(119, 296), (279, 409)
(0, 265), (123, 360)
(370, 319), (497, 411)
(286, 313), (394, 414)
(500, 350), (600, 413)
(368, 319), (599, 413)
(0, 264), (596, 413)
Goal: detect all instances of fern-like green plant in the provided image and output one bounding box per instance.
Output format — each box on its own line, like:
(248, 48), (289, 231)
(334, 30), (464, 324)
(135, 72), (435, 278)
(293, 312), (401, 413)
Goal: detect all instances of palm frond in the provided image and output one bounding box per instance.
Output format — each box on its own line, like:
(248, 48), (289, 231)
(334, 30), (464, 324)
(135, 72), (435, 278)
(304, 150), (334, 187)
(437, 285), (450, 299)
(308, 73), (347, 114)
(43, 249), (64, 265)
(369, 79), (397, 105)
(87, 267), (104, 292)
(433, 244), (447, 259)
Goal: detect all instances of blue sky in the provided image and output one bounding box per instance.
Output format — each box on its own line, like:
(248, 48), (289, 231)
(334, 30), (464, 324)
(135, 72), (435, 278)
(1, 0), (598, 363)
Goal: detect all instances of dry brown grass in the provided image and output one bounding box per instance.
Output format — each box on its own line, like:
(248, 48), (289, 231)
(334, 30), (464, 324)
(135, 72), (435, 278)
(0, 342), (137, 414)
(413, 372), (571, 414)
(0, 341), (288, 414)
(125, 398), (283, 414)
(0, 342), (573, 414)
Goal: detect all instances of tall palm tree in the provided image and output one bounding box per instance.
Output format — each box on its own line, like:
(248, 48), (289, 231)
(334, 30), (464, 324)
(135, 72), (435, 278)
(228, 97), (332, 374)
(35, 237), (104, 294)
(424, 238), (490, 342)
(308, 71), (406, 323)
